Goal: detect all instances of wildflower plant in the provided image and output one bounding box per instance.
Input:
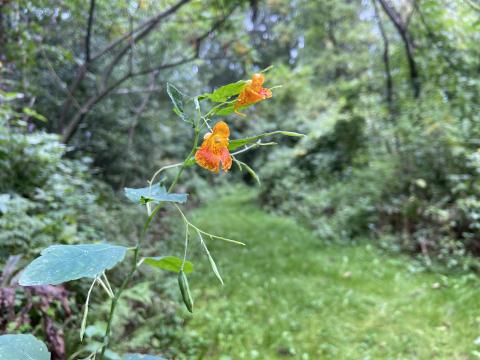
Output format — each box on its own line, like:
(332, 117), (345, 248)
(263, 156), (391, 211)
(8, 70), (303, 360)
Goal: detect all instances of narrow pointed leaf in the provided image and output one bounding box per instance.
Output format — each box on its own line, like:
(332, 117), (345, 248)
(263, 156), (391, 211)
(166, 83), (189, 122)
(229, 131), (305, 151)
(200, 238), (223, 285)
(124, 183), (187, 204)
(143, 256), (193, 273)
(0, 334), (50, 360)
(19, 244), (128, 286)
(238, 161), (261, 186)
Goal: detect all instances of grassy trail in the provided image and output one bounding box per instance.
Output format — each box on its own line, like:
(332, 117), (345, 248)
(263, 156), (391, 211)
(182, 193), (480, 359)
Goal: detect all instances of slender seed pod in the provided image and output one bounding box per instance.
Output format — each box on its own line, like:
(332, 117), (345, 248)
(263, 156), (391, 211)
(178, 270), (193, 313)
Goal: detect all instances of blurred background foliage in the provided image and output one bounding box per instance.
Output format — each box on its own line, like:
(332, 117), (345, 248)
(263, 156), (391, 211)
(1, 0), (480, 358)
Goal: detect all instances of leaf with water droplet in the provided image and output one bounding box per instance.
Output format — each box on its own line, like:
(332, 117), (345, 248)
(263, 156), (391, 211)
(0, 334), (50, 360)
(19, 244), (128, 286)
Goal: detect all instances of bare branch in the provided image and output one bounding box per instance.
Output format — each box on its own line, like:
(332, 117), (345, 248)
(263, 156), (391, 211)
(61, 2), (239, 143)
(59, 0), (191, 135)
(40, 47), (81, 111)
(113, 86), (163, 95)
(130, 55), (197, 77)
(100, 0), (192, 86)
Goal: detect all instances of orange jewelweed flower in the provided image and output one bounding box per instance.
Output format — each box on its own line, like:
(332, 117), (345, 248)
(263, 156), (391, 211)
(195, 121), (232, 173)
(234, 73), (272, 116)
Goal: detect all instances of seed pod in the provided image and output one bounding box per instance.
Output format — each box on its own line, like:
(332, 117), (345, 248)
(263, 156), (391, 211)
(178, 270), (193, 313)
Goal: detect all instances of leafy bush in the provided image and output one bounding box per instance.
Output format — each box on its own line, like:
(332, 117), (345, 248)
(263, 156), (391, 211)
(0, 122), (131, 260)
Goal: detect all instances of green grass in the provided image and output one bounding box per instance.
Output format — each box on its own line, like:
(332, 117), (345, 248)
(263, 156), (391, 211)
(179, 192), (480, 359)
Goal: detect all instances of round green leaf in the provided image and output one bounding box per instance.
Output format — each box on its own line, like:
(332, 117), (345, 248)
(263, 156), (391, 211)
(124, 183), (187, 205)
(0, 334), (50, 360)
(19, 244), (128, 286)
(143, 256), (193, 273)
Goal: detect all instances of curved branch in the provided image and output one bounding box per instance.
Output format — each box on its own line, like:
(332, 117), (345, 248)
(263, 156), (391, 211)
(100, 0), (192, 87)
(61, 4), (240, 143)
(377, 0), (420, 98)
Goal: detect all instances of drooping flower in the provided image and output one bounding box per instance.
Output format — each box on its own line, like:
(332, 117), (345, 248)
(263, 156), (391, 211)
(195, 121), (232, 173)
(234, 73), (272, 116)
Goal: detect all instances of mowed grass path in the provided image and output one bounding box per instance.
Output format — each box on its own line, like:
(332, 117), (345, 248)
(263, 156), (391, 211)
(182, 193), (480, 359)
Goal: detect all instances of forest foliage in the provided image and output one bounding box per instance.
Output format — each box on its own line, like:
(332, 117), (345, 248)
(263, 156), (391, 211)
(1, 0), (480, 358)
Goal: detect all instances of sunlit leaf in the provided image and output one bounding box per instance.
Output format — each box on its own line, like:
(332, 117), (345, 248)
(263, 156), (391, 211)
(19, 244), (128, 286)
(200, 80), (246, 102)
(143, 256), (193, 273)
(124, 183), (187, 204)
(22, 107), (47, 122)
(0, 334), (50, 360)
(212, 103), (235, 116)
(229, 131), (305, 151)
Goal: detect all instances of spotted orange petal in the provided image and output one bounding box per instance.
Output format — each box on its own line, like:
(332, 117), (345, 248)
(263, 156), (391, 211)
(195, 121), (232, 173)
(234, 73), (272, 115)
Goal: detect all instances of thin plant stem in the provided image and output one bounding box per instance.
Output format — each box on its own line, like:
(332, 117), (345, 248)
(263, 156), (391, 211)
(99, 121), (202, 359)
(149, 162), (183, 187)
(97, 277), (114, 299)
(181, 224), (189, 271)
(98, 203), (163, 359)
(168, 126), (200, 192)
(102, 272), (114, 295)
(173, 204), (245, 246)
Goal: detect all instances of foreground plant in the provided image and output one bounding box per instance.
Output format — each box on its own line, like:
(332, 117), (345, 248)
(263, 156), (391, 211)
(3, 70), (303, 360)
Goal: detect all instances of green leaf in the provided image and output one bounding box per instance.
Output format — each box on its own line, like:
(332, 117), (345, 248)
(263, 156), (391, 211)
(22, 107), (48, 122)
(0, 91), (24, 102)
(237, 160), (261, 186)
(0, 334), (50, 360)
(229, 131), (305, 151)
(124, 354), (166, 360)
(212, 103), (235, 116)
(198, 234), (223, 285)
(19, 244), (128, 286)
(200, 80), (246, 102)
(124, 183), (187, 204)
(143, 256), (193, 273)
(166, 83), (188, 122)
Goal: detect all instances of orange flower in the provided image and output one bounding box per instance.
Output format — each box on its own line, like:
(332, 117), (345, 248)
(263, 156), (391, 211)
(195, 121), (232, 173)
(234, 73), (272, 116)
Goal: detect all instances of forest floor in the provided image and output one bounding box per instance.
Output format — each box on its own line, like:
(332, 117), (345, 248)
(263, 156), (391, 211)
(180, 191), (480, 359)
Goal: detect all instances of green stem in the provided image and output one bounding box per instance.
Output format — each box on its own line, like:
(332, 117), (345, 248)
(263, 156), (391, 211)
(168, 126), (200, 192)
(98, 205), (162, 359)
(98, 125), (201, 359)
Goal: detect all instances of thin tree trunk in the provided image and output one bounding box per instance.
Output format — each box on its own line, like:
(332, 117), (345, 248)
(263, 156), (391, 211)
(377, 0), (420, 98)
